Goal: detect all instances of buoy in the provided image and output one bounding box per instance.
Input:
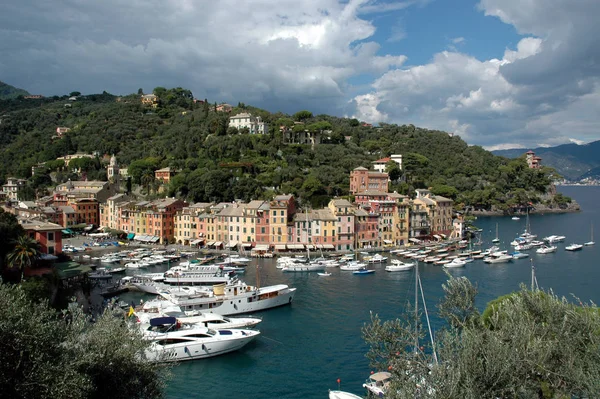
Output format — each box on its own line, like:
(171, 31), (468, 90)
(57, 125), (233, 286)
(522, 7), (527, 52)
(337, 378), (341, 384)
(371, 371), (374, 374)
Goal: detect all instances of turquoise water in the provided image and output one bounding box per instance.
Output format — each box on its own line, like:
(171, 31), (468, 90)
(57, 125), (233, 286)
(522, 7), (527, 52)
(148, 186), (600, 399)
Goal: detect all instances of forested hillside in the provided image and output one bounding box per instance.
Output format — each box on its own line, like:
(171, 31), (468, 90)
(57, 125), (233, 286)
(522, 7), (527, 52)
(0, 87), (558, 210)
(0, 81), (29, 100)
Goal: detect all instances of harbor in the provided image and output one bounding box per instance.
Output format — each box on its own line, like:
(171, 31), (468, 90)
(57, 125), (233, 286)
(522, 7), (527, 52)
(63, 186), (599, 398)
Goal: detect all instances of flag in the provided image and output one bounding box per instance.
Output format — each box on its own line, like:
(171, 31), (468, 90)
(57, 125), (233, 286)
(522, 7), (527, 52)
(128, 306), (135, 317)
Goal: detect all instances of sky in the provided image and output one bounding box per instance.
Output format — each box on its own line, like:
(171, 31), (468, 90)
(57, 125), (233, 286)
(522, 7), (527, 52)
(1, 0), (599, 150)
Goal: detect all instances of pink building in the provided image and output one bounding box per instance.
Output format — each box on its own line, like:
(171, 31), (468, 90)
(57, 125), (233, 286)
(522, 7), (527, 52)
(349, 166), (389, 195)
(328, 199), (355, 251)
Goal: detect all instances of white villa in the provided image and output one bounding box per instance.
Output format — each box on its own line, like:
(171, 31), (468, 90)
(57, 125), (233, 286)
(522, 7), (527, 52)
(229, 113), (268, 134)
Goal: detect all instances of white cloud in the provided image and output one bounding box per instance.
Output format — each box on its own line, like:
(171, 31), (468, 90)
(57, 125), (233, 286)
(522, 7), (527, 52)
(352, 0), (600, 148)
(451, 37), (465, 44)
(0, 0), (407, 115)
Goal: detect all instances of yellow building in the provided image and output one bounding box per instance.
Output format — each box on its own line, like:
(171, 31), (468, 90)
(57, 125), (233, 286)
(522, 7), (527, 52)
(388, 192), (410, 246)
(269, 194), (295, 244)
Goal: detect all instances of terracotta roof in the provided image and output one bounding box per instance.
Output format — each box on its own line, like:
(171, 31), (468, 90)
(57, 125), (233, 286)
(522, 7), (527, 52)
(373, 157), (391, 163)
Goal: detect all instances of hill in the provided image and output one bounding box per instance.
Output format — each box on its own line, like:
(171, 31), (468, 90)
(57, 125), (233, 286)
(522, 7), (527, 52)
(0, 81), (29, 100)
(493, 141), (600, 180)
(0, 87), (560, 211)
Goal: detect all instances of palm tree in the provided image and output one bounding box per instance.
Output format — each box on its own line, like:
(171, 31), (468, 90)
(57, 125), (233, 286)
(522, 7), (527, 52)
(6, 235), (41, 281)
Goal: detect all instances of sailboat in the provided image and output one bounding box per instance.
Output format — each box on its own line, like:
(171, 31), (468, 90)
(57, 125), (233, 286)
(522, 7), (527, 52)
(492, 223), (500, 243)
(585, 223), (595, 246)
(362, 262), (437, 397)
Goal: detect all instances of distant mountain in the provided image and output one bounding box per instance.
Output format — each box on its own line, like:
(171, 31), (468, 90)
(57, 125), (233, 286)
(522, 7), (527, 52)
(0, 81), (30, 100)
(493, 141), (600, 180)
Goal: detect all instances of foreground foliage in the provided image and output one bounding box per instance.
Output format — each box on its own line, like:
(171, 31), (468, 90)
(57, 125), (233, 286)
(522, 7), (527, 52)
(0, 284), (169, 399)
(363, 277), (600, 398)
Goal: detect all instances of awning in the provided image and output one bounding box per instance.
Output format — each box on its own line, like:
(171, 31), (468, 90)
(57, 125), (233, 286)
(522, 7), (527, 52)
(242, 243), (253, 248)
(323, 244), (335, 249)
(228, 241), (238, 248)
(383, 239), (393, 244)
(127, 233), (135, 239)
(252, 244), (269, 251)
(288, 244), (304, 250)
(62, 229), (72, 235)
(190, 239), (202, 245)
(274, 244), (286, 250)
(316, 244), (324, 249)
(306, 244), (315, 250)
(206, 241), (215, 246)
(134, 235), (145, 242)
(213, 241), (222, 247)
(151, 236), (160, 243)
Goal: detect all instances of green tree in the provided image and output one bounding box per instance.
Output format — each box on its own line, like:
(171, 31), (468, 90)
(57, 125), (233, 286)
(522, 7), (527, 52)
(6, 235), (41, 281)
(0, 284), (168, 399)
(69, 91), (81, 97)
(0, 209), (24, 275)
(293, 110), (313, 121)
(363, 276), (600, 398)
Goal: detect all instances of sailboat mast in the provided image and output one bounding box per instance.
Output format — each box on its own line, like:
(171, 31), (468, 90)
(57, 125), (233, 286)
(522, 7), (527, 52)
(414, 260), (419, 353)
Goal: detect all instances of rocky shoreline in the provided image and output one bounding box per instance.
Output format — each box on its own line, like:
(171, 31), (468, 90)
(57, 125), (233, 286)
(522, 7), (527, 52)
(469, 201), (581, 217)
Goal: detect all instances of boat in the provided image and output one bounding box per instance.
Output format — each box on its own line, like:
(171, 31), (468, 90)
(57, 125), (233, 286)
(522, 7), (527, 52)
(329, 390), (363, 399)
(156, 279), (297, 315)
(353, 268), (375, 275)
(385, 260), (415, 271)
(88, 270), (113, 280)
(340, 262), (367, 271)
(492, 223), (500, 243)
(317, 272), (332, 277)
(365, 254), (388, 263)
(143, 317), (260, 362)
(536, 245), (557, 254)
(543, 235), (566, 243)
(509, 252), (529, 259)
(136, 303), (262, 329)
(565, 243), (583, 251)
(281, 263), (326, 272)
(483, 254), (513, 264)
(443, 259), (466, 268)
(363, 372), (391, 397)
(512, 216), (520, 220)
(585, 223), (595, 246)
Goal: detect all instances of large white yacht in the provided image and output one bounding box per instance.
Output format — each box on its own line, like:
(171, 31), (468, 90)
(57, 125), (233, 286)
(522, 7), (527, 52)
(143, 317), (260, 362)
(136, 302), (262, 329)
(156, 280), (297, 315)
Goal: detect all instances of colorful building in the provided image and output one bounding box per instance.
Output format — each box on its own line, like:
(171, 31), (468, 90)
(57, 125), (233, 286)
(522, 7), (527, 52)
(349, 167), (389, 195)
(19, 218), (63, 255)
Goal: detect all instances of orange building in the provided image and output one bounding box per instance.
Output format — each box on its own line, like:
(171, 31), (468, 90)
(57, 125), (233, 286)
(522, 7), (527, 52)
(19, 218), (63, 255)
(349, 166), (389, 195)
(72, 198), (99, 226)
(155, 167), (175, 184)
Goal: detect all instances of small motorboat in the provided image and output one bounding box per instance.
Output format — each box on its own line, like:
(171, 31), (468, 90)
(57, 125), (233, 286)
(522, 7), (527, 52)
(536, 245), (557, 254)
(353, 268), (375, 275)
(329, 390), (363, 399)
(512, 216), (520, 220)
(565, 243), (583, 251)
(317, 272), (332, 277)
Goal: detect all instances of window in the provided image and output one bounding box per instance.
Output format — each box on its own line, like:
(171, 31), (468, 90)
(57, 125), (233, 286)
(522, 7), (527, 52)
(48, 246), (54, 254)
(48, 232), (54, 241)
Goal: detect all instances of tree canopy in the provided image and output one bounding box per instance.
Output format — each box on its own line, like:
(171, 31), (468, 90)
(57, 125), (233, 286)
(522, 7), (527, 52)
(363, 276), (600, 398)
(0, 88), (559, 210)
(0, 284), (169, 399)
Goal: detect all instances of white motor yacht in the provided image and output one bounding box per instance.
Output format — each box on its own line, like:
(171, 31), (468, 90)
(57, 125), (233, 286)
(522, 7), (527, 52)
(536, 245), (557, 254)
(157, 280), (297, 316)
(365, 254), (388, 263)
(143, 317), (259, 362)
(340, 262), (367, 271)
(565, 243), (584, 251)
(483, 254), (513, 264)
(136, 303), (262, 329)
(443, 259), (466, 268)
(363, 372), (391, 398)
(385, 260), (415, 271)
(329, 391), (363, 399)
(281, 263), (326, 272)
(544, 235), (566, 243)
(509, 252), (529, 259)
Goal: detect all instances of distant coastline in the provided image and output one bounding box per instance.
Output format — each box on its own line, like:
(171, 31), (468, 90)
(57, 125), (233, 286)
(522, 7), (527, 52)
(470, 201), (581, 217)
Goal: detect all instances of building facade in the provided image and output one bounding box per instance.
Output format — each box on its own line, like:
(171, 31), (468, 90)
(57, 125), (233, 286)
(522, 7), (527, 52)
(229, 113), (268, 134)
(349, 167), (389, 195)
